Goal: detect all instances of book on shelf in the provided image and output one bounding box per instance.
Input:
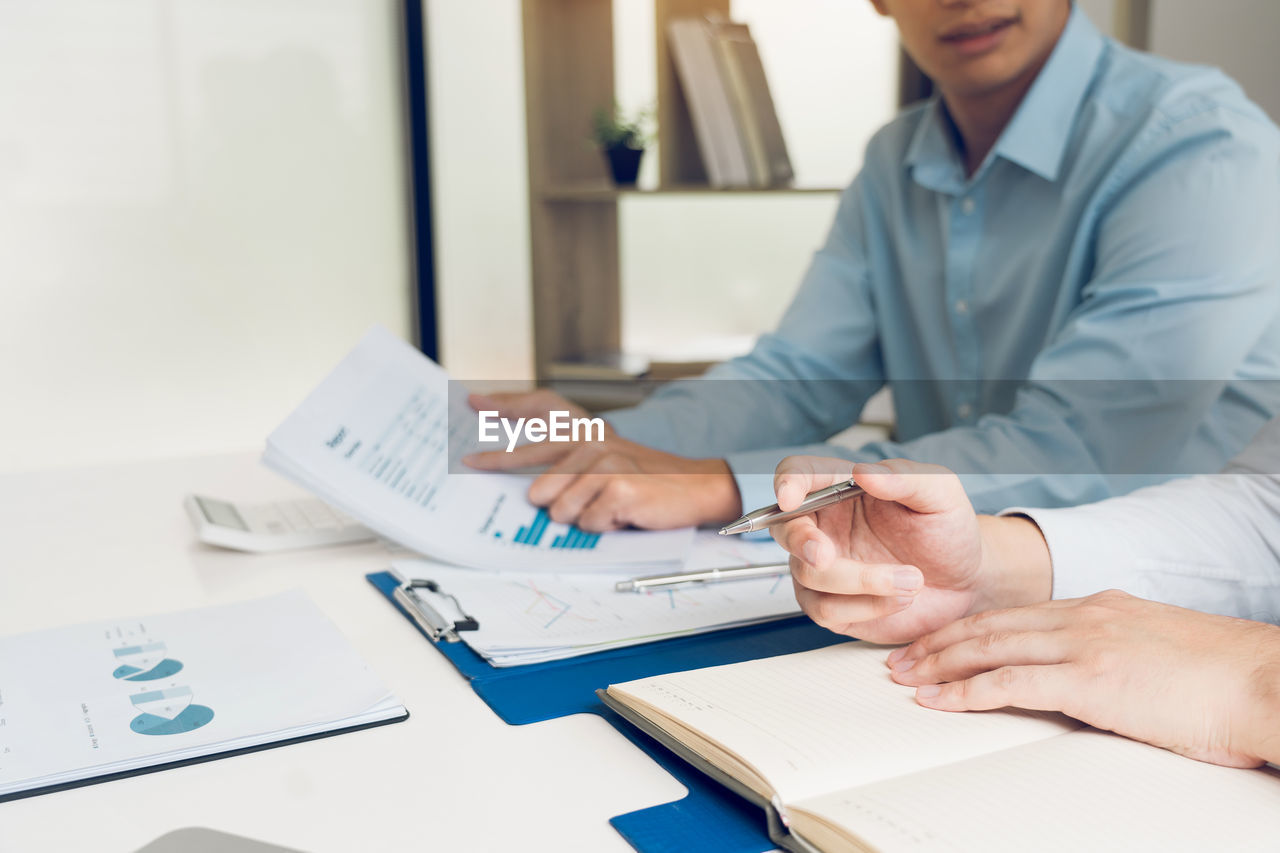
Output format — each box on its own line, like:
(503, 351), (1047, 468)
(667, 16), (793, 189)
(667, 17), (753, 188)
(601, 642), (1280, 853)
(708, 19), (794, 188)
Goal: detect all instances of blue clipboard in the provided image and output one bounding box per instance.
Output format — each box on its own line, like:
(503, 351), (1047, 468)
(367, 570), (845, 853)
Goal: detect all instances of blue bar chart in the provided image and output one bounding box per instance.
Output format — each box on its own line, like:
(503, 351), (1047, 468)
(551, 526), (600, 550)
(513, 508), (551, 546)
(506, 507), (600, 550)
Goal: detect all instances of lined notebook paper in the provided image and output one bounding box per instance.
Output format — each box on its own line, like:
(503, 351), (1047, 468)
(606, 643), (1280, 852)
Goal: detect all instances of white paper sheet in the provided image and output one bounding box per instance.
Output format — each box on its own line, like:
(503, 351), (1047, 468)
(0, 592), (403, 799)
(263, 326), (694, 570)
(682, 529), (789, 570)
(392, 558), (800, 666)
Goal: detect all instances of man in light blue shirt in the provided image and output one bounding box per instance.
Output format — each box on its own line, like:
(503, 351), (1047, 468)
(468, 0), (1280, 526)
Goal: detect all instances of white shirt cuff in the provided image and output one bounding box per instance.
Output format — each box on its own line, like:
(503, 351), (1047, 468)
(999, 506), (1138, 601)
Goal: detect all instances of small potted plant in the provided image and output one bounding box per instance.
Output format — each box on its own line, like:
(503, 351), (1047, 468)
(591, 101), (652, 186)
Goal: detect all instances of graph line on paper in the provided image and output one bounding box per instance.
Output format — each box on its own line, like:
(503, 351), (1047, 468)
(519, 580), (600, 630)
(636, 588), (705, 611)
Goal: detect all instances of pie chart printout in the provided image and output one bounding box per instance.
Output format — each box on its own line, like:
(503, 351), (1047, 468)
(128, 687), (215, 736)
(112, 642), (185, 682)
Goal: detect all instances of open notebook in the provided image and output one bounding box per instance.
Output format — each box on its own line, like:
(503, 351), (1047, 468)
(0, 592), (406, 801)
(602, 643), (1280, 852)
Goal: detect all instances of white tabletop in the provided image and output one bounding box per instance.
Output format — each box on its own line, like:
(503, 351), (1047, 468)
(0, 454), (688, 853)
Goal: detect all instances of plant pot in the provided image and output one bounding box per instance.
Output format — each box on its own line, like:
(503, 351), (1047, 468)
(603, 144), (644, 186)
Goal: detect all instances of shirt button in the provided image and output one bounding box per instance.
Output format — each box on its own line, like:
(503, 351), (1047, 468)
(957, 403), (974, 419)
(954, 299), (969, 315)
(961, 197), (976, 215)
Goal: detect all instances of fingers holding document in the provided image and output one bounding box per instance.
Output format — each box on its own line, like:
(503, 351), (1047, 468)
(462, 391), (742, 530)
(528, 443), (741, 531)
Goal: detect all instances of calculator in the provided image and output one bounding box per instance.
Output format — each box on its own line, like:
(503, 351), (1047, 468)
(183, 494), (376, 552)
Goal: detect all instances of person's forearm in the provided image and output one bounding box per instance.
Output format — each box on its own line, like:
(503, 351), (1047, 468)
(688, 458), (743, 525)
(971, 515), (1053, 614)
(1242, 625), (1280, 766)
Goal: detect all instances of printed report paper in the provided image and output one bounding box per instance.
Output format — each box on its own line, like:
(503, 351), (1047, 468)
(391, 557), (800, 666)
(263, 326), (694, 570)
(0, 592), (405, 800)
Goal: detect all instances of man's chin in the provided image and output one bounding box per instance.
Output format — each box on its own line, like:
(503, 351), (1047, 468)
(939, 62), (1030, 100)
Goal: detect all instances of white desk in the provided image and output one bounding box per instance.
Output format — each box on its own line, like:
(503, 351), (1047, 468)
(0, 454), (688, 853)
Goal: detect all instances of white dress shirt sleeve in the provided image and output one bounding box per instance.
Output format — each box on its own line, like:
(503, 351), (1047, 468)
(1005, 419), (1280, 623)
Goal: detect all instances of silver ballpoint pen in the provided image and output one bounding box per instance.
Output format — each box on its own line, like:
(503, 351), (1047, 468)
(615, 563), (789, 593)
(718, 478), (865, 535)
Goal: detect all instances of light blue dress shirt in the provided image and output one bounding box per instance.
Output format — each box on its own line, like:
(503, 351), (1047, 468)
(607, 8), (1280, 515)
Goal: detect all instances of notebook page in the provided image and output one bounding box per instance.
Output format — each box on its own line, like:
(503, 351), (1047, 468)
(791, 728), (1280, 852)
(608, 643), (1078, 805)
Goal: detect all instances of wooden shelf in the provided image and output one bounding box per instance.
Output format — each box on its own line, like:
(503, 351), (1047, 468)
(537, 182), (845, 202)
(521, 0), (893, 384)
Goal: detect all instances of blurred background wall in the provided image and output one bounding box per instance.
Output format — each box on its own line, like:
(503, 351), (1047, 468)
(2, 0), (1276, 472)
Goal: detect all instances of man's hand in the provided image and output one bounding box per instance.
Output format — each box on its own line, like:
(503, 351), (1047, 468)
(888, 590), (1280, 768)
(771, 457), (1051, 644)
(463, 391), (741, 530)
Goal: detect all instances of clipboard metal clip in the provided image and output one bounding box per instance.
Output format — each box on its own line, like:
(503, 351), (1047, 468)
(393, 578), (480, 643)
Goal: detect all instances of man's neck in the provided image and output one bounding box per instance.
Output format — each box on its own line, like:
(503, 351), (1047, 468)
(939, 15), (1070, 177)
(941, 73), (1040, 177)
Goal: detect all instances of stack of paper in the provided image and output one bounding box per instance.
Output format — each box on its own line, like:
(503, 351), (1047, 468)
(0, 592), (406, 801)
(263, 326), (694, 571)
(393, 554), (800, 667)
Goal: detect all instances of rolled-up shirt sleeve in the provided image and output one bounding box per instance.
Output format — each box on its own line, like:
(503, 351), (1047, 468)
(1005, 419), (1280, 622)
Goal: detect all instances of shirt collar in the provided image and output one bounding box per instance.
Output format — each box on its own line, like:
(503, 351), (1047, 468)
(904, 100), (962, 195)
(905, 5), (1106, 191)
(994, 6), (1104, 181)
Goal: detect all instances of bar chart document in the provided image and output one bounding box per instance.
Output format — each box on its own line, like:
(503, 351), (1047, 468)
(0, 592), (406, 802)
(263, 326), (694, 570)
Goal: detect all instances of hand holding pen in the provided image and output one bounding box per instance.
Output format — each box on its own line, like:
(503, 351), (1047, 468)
(616, 468), (869, 592)
(762, 458), (1002, 645)
(718, 477), (865, 535)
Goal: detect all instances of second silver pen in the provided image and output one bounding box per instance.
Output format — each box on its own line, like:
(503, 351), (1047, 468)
(719, 478), (865, 535)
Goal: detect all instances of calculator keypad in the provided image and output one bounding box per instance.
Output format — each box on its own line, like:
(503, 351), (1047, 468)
(241, 500), (357, 535)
